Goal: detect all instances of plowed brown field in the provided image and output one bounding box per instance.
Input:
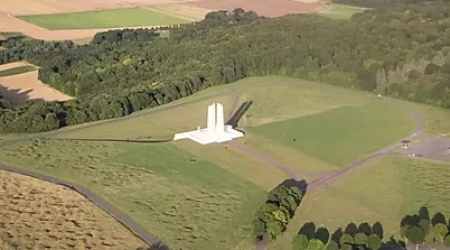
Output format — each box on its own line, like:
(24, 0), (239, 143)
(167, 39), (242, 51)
(0, 170), (147, 250)
(0, 66), (73, 103)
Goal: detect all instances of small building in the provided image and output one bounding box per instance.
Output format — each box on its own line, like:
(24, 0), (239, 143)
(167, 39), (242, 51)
(401, 139), (411, 148)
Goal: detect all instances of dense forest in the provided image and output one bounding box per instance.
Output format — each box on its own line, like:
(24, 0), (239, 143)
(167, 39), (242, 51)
(0, 1), (450, 133)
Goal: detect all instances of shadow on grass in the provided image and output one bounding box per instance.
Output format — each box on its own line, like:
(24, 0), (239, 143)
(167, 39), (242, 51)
(227, 100), (253, 127)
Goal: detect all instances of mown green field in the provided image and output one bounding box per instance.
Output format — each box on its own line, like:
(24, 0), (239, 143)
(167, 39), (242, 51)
(329, 157), (450, 218)
(253, 102), (415, 167)
(17, 8), (191, 30)
(0, 140), (266, 250)
(0, 66), (36, 77)
(268, 157), (450, 250)
(318, 3), (368, 19)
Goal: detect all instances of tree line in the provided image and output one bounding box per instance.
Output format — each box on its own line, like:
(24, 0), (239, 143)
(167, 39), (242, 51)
(291, 207), (450, 250)
(1, 2), (450, 133)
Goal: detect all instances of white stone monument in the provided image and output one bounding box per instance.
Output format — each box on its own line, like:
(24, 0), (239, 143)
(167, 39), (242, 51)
(173, 103), (244, 145)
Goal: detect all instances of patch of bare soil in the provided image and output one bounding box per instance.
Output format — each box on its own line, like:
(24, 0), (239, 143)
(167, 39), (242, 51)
(0, 70), (73, 103)
(0, 170), (147, 250)
(189, 0), (325, 17)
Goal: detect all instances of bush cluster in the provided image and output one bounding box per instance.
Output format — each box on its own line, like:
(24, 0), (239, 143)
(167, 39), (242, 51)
(292, 207), (450, 250)
(253, 183), (304, 241)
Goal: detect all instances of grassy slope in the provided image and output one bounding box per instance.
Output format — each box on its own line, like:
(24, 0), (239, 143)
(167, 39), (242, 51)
(329, 157), (450, 218)
(58, 76), (379, 174)
(318, 3), (368, 19)
(2, 75), (450, 249)
(17, 8), (191, 30)
(0, 65), (36, 77)
(269, 158), (450, 250)
(0, 140), (266, 250)
(253, 102), (415, 167)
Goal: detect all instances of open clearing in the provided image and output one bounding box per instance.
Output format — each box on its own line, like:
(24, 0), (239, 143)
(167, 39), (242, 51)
(0, 169), (147, 250)
(0, 140), (267, 250)
(318, 3), (368, 19)
(18, 8), (191, 30)
(253, 102), (415, 167)
(0, 69), (73, 103)
(2, 75), (450, 249)
(59, 76), (414, 172)
(329, 157), (450, 218)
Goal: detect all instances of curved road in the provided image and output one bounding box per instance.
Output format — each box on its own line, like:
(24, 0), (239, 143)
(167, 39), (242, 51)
(0, 82), (430, 250)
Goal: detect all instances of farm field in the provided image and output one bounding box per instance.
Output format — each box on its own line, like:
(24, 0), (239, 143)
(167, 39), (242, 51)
(0, 140), (267, 250)
(0, 169), (147, 250)
(318, 3), (368, 19)
(0, 65), (73, 103)
(0, 65), (36, 77)
(18, 8), (191, 30)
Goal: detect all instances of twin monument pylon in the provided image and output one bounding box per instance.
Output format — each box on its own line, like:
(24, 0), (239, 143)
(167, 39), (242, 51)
(173, 103), (244, 145)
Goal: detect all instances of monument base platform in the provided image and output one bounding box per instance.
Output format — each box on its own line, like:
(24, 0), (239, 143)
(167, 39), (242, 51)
(174, 125), (244, 145)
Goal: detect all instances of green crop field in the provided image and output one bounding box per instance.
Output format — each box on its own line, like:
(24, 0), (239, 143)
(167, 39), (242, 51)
(0, 140), (266, 250)
(318, 3), (368, 19)
(0, 66), (36, 77)
(17, 8), (191, 30)
(253, 102), (415, 167)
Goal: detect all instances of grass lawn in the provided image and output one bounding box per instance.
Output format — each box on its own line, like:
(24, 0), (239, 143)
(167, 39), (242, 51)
(253, 102), (415, 167)
(318, 3), (368, 19)
(0, 66), (36, 77)
(17, 8), (191, 30)
(269, 156), (450, 249)
(0, 140), (266, 250)
(329, 157), (450, 218)
(269, 187), (400, 250)
(58, 76), (371, 139)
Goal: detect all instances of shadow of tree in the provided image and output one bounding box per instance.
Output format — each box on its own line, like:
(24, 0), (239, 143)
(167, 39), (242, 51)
(0, 85), (44, 104)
